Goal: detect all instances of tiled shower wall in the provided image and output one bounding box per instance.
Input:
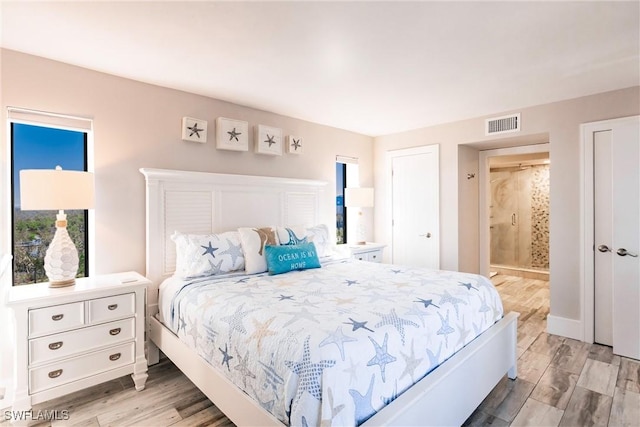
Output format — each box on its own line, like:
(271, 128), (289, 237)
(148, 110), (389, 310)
(531, 165), (550, 269)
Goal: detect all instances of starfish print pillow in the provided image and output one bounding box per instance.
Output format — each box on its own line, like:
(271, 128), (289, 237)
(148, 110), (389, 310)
(171, 231), (245, 278)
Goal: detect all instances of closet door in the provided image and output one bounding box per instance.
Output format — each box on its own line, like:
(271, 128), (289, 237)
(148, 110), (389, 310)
(592, 116), (639, 359)
(610, 118), (640, 359)
(594, 131), (614, 346)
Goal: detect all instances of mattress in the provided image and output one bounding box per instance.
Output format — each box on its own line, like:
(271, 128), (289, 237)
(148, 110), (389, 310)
(159, 258), (504, 426)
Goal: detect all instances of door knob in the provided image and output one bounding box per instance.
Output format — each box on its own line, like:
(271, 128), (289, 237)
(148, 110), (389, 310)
(597, 245), (611, 253)
(616, 248), (638, 257)
(418, 232), (432, 238)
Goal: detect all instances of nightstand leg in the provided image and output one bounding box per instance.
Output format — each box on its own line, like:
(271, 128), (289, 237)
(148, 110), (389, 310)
(131, 371), (148, 391)
(132, 356), (148, 391)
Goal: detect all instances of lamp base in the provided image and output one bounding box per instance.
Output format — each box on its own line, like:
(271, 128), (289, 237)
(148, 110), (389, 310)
(44, 211), (80, 287)
(49, 278), (76, 288)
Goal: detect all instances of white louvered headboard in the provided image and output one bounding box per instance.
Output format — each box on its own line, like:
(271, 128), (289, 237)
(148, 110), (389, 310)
(140, 168), (327, 345)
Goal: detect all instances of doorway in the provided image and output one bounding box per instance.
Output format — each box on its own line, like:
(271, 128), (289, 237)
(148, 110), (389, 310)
(479, 143), (550, 278)
(488, 153), (550, 279)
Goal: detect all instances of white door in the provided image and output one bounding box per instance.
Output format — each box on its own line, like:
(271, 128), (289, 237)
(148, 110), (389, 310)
(592, 116), (640, 359)
(594, 130), (614, 346)
(389, 145), (439, 268)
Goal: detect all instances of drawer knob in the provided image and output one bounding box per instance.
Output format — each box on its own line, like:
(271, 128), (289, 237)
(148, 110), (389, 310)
(109, 328), (121, 336)
(51, 314), (64, 321)
(109, 353), (121, 361)
(48, 341), (63, 350)
(107, 304), (118, 311)
(48, 369), (63, 379)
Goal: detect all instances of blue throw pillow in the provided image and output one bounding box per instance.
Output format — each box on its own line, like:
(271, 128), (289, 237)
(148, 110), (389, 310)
(264, 243), (321, 275)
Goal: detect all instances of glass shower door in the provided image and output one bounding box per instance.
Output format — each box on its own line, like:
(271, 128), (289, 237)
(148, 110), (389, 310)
(490, 170), (520, 267)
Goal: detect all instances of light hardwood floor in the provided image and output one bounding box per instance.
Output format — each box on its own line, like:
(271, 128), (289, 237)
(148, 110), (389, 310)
(2, 275), (639, 426)
(464, 275), (640, 427)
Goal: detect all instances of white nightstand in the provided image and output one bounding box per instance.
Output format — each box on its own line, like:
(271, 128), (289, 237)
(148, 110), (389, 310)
(6, 272), (149, 415)
(348, 242), (386, 263)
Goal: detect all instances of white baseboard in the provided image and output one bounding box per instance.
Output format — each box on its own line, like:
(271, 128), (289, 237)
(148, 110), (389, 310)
(547, 314), (584, 341)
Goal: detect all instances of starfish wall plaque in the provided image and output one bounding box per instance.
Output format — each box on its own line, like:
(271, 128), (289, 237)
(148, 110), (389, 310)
(286, 135), (304, 155)
(255, 124), (283, 156)
(216, 117), (249, 151)
(181, 117), (208, 143)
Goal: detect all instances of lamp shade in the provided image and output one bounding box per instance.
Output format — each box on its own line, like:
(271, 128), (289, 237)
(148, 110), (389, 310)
(345, 187), (374, 208)
(20, 168), (95, 210)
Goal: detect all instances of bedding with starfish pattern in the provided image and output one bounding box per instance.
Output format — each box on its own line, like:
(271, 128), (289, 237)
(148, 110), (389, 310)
(160, 258), (504, 426)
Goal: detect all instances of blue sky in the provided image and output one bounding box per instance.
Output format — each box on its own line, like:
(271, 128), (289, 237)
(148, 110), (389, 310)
(13, 123), (86, 207)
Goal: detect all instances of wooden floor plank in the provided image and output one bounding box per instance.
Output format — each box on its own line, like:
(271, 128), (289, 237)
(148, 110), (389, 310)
(510, 398), (564, 427)
(530, 366), (579, 410)
(577, 358), (619, 397)
(559, 386), (612, 427)
(608, 387), (640, 427)
(617, 357), (640, 393)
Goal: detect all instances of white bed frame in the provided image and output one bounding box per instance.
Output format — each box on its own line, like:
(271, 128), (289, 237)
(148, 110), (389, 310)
(140, 168), (519, 426)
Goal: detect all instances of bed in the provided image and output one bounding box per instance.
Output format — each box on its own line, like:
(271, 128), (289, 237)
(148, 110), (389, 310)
(140, 168), (518, 426)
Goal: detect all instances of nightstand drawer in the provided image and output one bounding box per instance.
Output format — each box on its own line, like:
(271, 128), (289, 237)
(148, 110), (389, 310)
(29, 342), (134, 394)
(88, 293), (135, 323)
(352, 250), (383, 263)
(353, 253), (367, 261)
(367, 250), (382, 263)
(29, 302), (85, 337)
(29, 318), (135, 365)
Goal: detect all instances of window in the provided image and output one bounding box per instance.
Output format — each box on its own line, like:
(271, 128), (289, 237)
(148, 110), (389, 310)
(10, 114), (92, 286)
(336, 163), (347, 244)
(336, 156), (359, 244)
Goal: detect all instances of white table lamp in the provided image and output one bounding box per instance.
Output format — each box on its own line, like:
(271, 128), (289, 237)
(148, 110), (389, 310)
(19, 166), (95, 287)
(345, 187), (374, 245)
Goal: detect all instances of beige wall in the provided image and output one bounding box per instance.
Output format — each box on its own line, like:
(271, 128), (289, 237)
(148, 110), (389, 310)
(0, 49), (374, 271)
(0, 49), (374, 386)
(457, 144), (480, 274)
(374, 86), (640, 332)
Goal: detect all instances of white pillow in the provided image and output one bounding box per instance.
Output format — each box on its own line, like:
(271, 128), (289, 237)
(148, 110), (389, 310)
(238, 227), (279, 274)
(172, 231), (245, 278)
(306, 224), (332, 257)
(276, 224), (332, 258)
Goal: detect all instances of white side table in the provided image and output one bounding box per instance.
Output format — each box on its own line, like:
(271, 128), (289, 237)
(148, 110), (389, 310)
(6, 272), (149, 417)
(348, 242), (386, 263)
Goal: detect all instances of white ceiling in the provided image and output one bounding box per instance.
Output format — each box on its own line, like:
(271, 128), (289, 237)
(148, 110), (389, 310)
(1, 1), (638, 136)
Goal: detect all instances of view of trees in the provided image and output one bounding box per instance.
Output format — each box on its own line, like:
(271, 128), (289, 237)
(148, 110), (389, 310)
(13, 209), (87, 285)
(10, 121), (89, 286)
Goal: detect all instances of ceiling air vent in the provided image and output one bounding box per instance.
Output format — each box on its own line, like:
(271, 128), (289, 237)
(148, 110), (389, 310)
(485, 113), (521, 136)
